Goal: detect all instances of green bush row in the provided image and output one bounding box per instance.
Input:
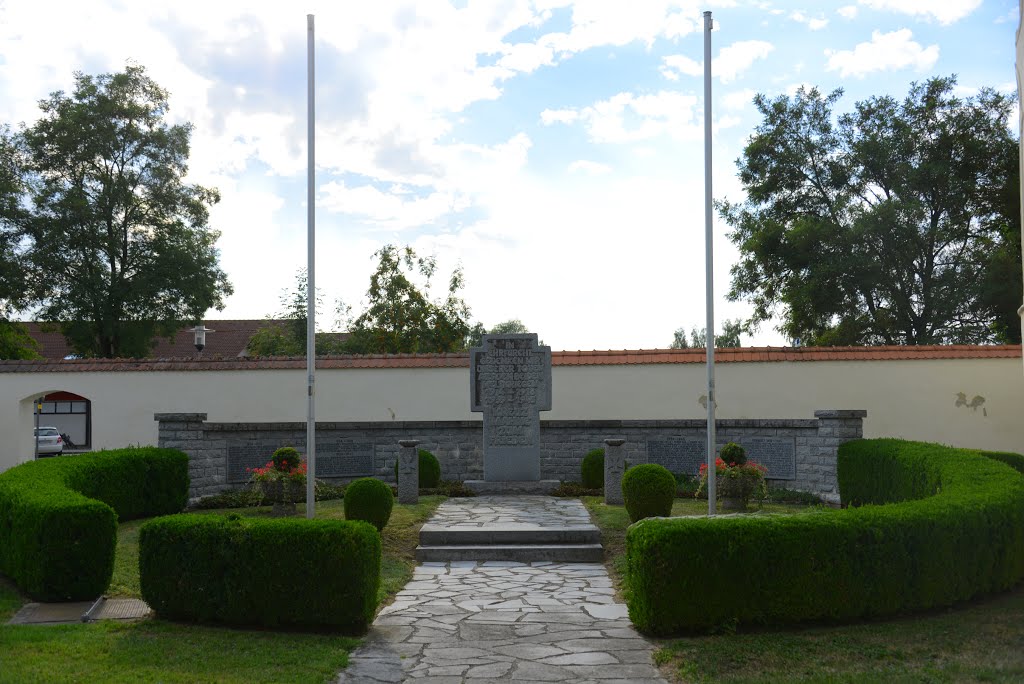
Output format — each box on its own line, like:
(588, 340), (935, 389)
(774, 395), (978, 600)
(139, 514), (380, 631)
(0, 447), (189, 601)
(625, 439), (1024, 635)
(982, 450), (1024, 475)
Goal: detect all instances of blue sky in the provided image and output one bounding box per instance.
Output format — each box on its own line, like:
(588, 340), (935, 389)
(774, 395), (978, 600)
(0, 0), (1018, 350)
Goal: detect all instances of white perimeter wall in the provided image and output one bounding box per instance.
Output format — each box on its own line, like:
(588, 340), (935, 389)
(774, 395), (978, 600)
(2, 358), (1022, 472)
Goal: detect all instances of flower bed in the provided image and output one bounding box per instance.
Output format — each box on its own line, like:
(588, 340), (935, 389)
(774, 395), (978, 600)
(626, 439), (1024, 635)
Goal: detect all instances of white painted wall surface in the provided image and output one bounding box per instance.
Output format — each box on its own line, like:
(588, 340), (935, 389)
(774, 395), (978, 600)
(2, 357), (1022, 473)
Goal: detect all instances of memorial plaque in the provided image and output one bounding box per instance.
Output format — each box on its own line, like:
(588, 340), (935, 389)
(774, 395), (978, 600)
(646, 439), (705, 475)
(470, 334), (552, 481)
(227, 442), (276, 483)
(645, 436), (796, 480)
(227, 440), (377, 483)
(744, 437), (796, 480)
(317, 443), (375, 478)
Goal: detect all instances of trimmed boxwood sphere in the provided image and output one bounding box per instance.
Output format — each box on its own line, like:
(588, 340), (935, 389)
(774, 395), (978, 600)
(393, 449), (442, 489)
(622, 464), (676, 522)
(719, 442), (747, 466)
(581, 448), (605, 489)
(344, 478), (394, 531)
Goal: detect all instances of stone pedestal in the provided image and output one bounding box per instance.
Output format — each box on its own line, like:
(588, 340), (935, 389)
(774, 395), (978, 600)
(604, 438), (626, 505)
(398, 440), (419, 504)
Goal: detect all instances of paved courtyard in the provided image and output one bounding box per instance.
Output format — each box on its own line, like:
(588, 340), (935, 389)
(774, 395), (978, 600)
(338, 496), (666, 683)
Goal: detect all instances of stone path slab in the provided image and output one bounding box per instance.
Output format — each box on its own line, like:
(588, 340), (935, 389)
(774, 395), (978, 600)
(8, 598), (151, 625)
(337, 561), (666, 683)
(422, 496), (596, 531)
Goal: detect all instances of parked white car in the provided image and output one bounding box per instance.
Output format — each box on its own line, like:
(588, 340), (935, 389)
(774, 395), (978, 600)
(34, 426), (63, 456)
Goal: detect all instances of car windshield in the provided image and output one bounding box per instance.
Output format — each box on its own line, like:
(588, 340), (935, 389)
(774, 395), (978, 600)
(35, 428), (59, 437)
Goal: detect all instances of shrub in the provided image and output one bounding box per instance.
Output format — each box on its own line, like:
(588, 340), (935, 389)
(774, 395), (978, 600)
(422, 480), (477, 497)
(271, 446), (302, 472)
(344, 478), (394, 531)
(139, 514), (379, 631)
(675, 473), (701, 498)
(551, 481), (600, 497)
(581, 448), (605, 489)
(622, 464), (676, 522)
(626, 439), (1024, 635)
(190, 481), (347, 510)
(719, 442), (747, 466)
(982, 450), (1024, 475)
(0, 447), (188, 601)
(393, 449), (442, 489)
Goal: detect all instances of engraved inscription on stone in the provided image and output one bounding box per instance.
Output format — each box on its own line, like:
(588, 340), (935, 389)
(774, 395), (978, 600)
(646, 439), (705, 475)
(227, 442), (275, 483)
(317, 443), (374, 478)
(743, 437), (796, 480)
(470, 334), (552, 481)
(227, 440), (375, 483)
(645, 436), (796, 479)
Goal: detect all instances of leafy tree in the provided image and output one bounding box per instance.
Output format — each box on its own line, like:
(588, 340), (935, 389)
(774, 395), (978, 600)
(341, 244), (471, 354)
(9, 64), (231, 358)
(670, 319), (743, 348)
(0, 128), (39, 360)
(465, 318), (541, 348)
(719, 76), (1021, 345)
(246, 269), (344, 356)
(0, 321), (40, 359)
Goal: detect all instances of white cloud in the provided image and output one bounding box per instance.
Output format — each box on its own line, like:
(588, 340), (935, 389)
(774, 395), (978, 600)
(791, 11), (829, 30)
(660, 40), (774, 83)
(567, 160), (612, 175)
(541, 108), (581, 125)
(547, 91), (701, 143)
(858, 0), (982, 25)
(838, 5), (858, 19)
(498, 42), (555, 73)
(319, 181), (463, 229)
(660, 54), (703, 81)
(825, 29), (938, 78)
(715, 40), (775, 83)
(721, 88), (757, 111)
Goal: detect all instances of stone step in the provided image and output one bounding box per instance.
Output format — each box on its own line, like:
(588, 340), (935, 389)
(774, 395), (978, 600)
(419, 525), (601, 546)
(463, 480), (561, 495)
(416, 543), (604, 563)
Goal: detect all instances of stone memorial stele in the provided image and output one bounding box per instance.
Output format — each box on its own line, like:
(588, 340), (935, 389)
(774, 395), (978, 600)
(603, 438), (626, 505)
(397, 439), (419, 504)
(470, 334), (552, 481)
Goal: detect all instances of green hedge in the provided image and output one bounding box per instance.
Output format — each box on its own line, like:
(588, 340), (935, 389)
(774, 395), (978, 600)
(982, 450), (1024, 475)
(0, 447), (189, 601)
(139, 514), (380, 631)
(625, 439), (1024, 635)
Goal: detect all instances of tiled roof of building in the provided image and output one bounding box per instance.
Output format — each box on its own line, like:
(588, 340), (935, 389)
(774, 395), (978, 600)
(20, 320), (326, 360)
(0, 345), (1018, 372)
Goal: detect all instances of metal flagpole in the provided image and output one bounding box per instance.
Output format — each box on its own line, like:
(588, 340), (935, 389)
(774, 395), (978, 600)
(306, 13), (317, 519)
(703, 10), (717, 516)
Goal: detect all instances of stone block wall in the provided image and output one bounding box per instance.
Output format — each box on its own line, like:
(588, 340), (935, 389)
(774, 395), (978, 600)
(156, 410), (865, 504)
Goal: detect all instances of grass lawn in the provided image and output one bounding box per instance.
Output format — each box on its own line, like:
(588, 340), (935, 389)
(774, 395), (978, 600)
(0, 495), (444, 684)
(582, 496), (1024, 683)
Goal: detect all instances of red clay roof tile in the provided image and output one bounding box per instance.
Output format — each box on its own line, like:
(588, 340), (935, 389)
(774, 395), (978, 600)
(0, 345), (1018, 372)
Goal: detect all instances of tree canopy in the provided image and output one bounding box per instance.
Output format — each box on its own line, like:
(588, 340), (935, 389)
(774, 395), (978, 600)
(341, 245), (472, 354)
(670, 319), (743, 349)
(2, 64), (231, 358)
(719, 76), (1021, 345)
(245, 269), (345, 357)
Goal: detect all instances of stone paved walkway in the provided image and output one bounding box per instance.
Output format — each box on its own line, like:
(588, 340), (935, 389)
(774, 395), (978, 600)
(422, 497), (595, 531)
(338, 496), (666, 683)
